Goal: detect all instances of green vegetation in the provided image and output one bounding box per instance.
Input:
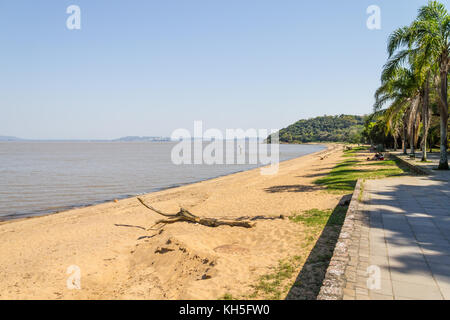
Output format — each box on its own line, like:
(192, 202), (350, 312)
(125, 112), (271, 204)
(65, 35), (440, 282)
(269, 115), (365, 144)
(315, 147), (408, 193)
(289, 207), (347, 228)
(245, 146), (408, 300)
(358, 180), (365, 202)
(249, 256), (304, 300)
(219, 293), (235, 300)
(249, 204), (349, 300)
(371, 1), (449, 168)
(271, 2), (449, 169)
(342, 145), (366, 157)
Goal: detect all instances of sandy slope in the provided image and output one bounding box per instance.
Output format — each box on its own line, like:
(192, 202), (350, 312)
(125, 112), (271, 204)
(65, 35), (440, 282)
(0, 144), (344, 299)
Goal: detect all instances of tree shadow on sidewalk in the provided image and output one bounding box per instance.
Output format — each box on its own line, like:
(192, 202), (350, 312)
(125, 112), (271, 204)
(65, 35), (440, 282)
(363, 177), (450, 284)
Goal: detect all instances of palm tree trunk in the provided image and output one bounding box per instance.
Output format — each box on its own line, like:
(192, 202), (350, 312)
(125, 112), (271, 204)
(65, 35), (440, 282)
(438, 114), (448, 169)
(402, 126), (407, 154)
(410, 108), (417, 157)
(437, 67), (449, 170)
(421, 74), (430, 162)
(406, 98), (420, 157)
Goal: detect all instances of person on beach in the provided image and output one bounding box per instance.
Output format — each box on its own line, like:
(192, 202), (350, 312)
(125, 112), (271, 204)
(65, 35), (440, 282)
(367, 153), (384, 161)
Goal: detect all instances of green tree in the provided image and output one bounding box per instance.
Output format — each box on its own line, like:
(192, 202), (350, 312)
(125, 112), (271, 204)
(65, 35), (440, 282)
(374, 66), (422, 157)
(388, 1), (449, 168)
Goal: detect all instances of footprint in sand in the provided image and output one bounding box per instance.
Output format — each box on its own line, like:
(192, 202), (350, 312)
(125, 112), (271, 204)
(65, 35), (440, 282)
(213, 244), (249, 255)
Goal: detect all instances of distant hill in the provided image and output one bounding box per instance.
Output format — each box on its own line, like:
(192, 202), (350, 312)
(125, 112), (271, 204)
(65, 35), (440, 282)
(0, 135), (172, 142)
(113, 136), (171, 142)
(0, 136), (23, 141)
(268, 115), (365, 144)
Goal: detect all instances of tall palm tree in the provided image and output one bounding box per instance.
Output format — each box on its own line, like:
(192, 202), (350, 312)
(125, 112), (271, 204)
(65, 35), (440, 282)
(388, 1), (449, 169)
(383, 107), (403, 150)
(420, 70), (432, 161)
(374, 66), (422, 157)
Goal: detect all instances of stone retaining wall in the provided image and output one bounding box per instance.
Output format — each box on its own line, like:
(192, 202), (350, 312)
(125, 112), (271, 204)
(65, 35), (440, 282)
(316, 179), (363, 300)
(387, 153), (431, 175)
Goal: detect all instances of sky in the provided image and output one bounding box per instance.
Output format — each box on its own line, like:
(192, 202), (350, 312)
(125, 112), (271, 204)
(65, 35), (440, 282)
(0, 0), (436, 140)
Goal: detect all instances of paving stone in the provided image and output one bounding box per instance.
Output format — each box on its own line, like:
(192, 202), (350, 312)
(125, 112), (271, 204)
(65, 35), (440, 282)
(423, 253), (450, 266)
(427, 263), (450, 284)
(390, 270), (435, 286)
(368, 278), (393, 296)
(369, 292), (394, 300)
(417, 238), (450, 246)
(343, 288), (355, 297)
(319, 173), (450, 300)
(355, 287), (368, 296)
(370, 246), (388, 257)
(435, 283), (450, 300)
(411, 225), (441, 234)
(391, 281), (443, 300)
(369, 255), (389, 267)
(345, 282), (355, 290)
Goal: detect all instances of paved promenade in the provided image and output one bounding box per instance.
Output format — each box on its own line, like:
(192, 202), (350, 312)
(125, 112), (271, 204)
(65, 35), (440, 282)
(393, 151), (450, 180)
(344, 174), (450, 300)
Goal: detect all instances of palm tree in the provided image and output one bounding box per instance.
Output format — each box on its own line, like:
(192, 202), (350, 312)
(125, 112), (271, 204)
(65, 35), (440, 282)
(388, 1), (449, 169)
(374, 66), (422, 157)
(420, 70), (432, 161)
(383, 108), (403, 151)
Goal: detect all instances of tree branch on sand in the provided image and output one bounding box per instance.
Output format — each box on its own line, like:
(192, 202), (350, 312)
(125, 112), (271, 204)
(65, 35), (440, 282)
(137, 198), (285, 229)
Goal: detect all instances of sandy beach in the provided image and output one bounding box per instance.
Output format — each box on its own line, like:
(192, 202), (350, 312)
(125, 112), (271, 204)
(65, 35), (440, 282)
(0, 144), (345, 300)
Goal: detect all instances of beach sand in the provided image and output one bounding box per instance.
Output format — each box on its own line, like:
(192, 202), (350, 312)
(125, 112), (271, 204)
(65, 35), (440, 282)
(0, 144), (345, 300)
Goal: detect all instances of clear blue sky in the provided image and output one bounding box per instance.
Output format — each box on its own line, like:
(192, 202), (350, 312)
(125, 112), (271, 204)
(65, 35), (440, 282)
(0, 0), (433, 139)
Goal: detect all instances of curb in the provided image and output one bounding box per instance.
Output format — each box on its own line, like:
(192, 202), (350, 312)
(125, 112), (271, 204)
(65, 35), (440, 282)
(317, 179), (363, 300)
(387, 153), (432, 175)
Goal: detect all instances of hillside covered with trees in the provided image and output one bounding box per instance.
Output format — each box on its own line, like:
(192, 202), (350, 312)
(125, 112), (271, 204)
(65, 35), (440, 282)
(270, 115), (365, 144)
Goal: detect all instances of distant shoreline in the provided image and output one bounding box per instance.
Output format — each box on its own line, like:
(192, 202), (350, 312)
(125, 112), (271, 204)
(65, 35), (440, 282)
(0, 143), (327, 223)
(0, 143), (342, 300)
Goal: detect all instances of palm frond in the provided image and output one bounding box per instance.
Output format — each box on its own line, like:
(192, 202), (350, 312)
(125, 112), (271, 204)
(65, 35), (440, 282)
(417, 1), (448, 23)
(387, 26), (413, 56)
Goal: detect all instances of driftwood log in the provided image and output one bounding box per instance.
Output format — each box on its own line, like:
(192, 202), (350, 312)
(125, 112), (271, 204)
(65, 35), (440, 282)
(137, 198), (284, 229)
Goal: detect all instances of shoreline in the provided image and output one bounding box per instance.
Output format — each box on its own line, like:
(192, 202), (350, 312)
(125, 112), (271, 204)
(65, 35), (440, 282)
(0, 143), (328, 224)
(0, 143), (344, 300)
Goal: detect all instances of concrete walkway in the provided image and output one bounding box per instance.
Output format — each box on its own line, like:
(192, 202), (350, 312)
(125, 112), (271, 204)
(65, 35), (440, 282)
(345, 175), (450, 300)
(392, 151), (450, 180)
